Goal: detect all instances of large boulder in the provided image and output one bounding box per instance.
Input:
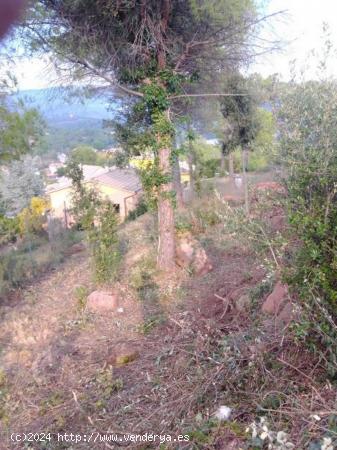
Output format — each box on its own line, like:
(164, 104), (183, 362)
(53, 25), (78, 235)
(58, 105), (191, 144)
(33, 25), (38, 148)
(176, 233), (212, 276)
(86, 290), (118, 313)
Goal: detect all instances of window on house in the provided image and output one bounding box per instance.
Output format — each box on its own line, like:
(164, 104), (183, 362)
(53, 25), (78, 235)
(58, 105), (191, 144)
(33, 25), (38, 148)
(113, 204), (120, 214)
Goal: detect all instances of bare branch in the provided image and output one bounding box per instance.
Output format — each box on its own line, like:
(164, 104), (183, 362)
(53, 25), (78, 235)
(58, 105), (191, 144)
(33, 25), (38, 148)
(169, 93), (252, 100)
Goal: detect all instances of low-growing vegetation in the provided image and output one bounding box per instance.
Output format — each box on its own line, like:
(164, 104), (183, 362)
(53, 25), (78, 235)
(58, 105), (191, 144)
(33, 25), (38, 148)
(1, 2), (337, 450)
(0, 229), (83, 298)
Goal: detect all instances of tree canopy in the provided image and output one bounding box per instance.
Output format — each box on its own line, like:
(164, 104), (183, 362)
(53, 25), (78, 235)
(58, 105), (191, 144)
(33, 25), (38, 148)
(0, 101), (43, 162)
(22, 0), (273, 270)
(24, 0), (259, 91)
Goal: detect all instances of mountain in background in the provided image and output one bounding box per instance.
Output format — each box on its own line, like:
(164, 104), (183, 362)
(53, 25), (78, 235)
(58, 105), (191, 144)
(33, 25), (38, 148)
(11, 88), (125, 155)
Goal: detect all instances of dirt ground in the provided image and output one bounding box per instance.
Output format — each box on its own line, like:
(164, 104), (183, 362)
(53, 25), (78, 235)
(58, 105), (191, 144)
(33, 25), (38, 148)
(0, 180), (332, 450)
(0, 207), (265, 449)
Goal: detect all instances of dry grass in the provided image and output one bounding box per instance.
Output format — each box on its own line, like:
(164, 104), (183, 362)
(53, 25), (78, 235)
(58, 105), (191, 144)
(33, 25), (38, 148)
(0, 190), (336, 449)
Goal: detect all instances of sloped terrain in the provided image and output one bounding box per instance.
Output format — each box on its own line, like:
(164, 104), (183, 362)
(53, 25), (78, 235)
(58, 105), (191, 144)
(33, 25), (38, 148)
(0, 188), (335, 449)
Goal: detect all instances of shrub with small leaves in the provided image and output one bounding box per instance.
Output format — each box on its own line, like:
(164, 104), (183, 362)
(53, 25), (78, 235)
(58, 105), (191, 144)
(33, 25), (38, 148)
(66, 162), (121, 284)
(278, 35), (337, 375)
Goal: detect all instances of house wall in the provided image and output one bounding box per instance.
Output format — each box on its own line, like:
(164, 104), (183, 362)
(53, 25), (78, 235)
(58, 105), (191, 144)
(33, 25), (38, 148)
(95, 183), (139, 218)
(49, 187), (74, 224)
(48, 183), (141, 224)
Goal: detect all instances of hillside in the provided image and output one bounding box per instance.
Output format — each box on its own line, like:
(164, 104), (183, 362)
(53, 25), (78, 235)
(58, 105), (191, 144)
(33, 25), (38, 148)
(0, 180), (332, 449)
(11, 88), (125, 154)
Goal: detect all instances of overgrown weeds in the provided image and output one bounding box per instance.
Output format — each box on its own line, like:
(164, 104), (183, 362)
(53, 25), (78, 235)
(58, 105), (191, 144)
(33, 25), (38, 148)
(0, 229), (83, 299)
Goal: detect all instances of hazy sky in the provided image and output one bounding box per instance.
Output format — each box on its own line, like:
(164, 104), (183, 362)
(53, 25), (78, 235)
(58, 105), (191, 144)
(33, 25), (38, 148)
(9, 0), (337, 90)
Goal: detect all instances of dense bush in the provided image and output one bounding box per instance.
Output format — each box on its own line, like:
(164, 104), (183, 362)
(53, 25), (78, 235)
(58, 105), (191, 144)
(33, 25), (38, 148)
(278, 48), (337, 375)
(126, 198), (148, 221)
(18, 197), (49, 236)
(89, 202), (121, 284)
(0, 215), (19, 246)
(197, 158), (221, 178)
(66, 161), (121, 283)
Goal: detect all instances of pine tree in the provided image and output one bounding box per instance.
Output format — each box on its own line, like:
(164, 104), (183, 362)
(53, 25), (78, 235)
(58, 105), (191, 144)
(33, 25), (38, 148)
(23, 0), (274, 269)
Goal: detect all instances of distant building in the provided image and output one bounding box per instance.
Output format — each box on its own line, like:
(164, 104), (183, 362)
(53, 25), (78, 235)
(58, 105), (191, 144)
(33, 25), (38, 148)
(205, 138), (220, 146)
(101, 146), (122, 154)
(46, 162), (64, 178)
(57, 153), (67, 164)
(46, 165), (142, 223)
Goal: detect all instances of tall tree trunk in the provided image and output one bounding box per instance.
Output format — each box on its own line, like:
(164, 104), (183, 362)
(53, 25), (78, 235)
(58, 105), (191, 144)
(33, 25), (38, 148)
(220, 151), (225, 174)
(228, 152), (234, 177)
(172, 153), (184, 209)
(157, 145), (176, 271)
(242, 146), (249, 216)
(156, 1), (175, 270)
(188, 139), (195, 200)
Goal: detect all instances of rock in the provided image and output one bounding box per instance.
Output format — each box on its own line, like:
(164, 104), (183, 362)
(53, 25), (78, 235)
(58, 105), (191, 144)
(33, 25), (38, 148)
(176, 236), (195, 267)
(176, 233), (213, 276)
(262, 282), (288, 315)
(269, 214), (286, 232)
(277, 302), (294, 325)
(214, 405), (232, 421)
(86, 291), (118, 313)
(192, 247), (213, 276)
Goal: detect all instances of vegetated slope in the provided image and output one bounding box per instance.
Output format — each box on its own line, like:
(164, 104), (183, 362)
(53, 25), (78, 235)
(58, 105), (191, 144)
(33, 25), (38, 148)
(11, 88), (124, 154)
(0, 183), (333, 449)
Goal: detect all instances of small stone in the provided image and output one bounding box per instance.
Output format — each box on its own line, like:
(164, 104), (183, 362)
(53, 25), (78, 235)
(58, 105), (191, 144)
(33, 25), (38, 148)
(86, 291), (118, 313)
(214, 405), (232, 421)
(117, 307), (124, 314)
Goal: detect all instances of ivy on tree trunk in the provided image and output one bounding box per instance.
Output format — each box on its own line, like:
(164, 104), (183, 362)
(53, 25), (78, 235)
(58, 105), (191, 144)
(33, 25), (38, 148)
(157, 146), (175, 270)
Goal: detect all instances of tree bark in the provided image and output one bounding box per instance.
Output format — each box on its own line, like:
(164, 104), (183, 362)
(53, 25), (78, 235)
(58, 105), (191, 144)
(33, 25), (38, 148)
(188, 138), (195, 200)
(157, 146), (176, 271)
(228, 152), (234, 177)
(220, 151), (225, 174)
(172, 152), (184, 209)
(242, 146), (249, 216)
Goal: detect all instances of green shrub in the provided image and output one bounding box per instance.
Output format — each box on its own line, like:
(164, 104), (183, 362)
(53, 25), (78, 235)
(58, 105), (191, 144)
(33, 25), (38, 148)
(89, 202), (121, 284)
(198, 158), (221, 178)
(126, 198), (148, 221)
(66, 161), (121, 284)
(0, 215), (19, 246)
(247, 150), (269, 172)
(175, 215), (192, 234)
(278, 44), (337, 376)
(74, 285), (89, 310)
